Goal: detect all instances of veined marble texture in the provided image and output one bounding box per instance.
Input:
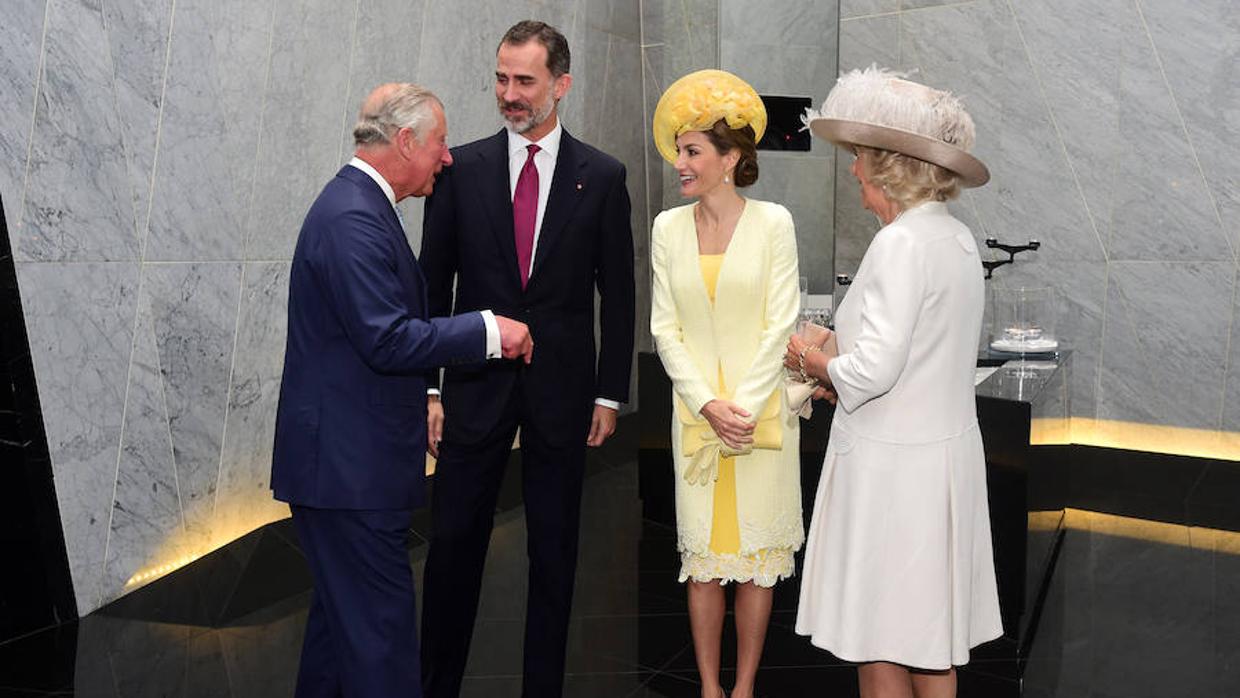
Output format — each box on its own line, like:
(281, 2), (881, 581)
(1138, 0), (1240, 259)
(721, 0), (838, 48)
(141, 262), (241, 541)
(142, 0), (271, 261)
(660, 0), (718, 88)
(1109, 2), (1230, 262)
(102, 0), (174, 250)
(840, 0), (898, 20)
(213, 262), (292, 552)
(0, 0), (47, 237)
(1098, 261), (1234, 430)
(17, 261), (141, 613)
(1225, 274), (1240, 435)
(100, 286), (189, 606)
(576, 0), (641, 41)
(244, 0), (354, 262)
(339, 0), (427, 161)
(20, 0), (141, 262)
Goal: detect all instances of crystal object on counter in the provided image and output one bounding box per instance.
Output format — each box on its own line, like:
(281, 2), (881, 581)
(989, 286), (1058, 355)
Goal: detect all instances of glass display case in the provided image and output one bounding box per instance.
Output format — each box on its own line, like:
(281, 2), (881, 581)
(989, 286), (1059, 356)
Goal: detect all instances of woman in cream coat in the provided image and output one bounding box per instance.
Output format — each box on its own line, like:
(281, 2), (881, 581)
(650, 70), (803, 698)
(789, 67), (1003, 698)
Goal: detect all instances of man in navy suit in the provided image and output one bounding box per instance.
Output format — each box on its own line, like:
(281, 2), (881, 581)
(271, 83), (533, 698)
(419, 21), (635, 698)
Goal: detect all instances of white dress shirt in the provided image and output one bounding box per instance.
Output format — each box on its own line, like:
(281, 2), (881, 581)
(505, 126), (618, 411)
(347, 157), (501, 362)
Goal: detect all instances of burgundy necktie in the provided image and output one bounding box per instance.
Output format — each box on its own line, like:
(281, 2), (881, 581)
(513, 144), (540, 289)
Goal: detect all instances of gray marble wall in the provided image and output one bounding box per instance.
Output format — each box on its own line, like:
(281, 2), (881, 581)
(836, 0), (1240, 436)
(3, 0), (648, 614)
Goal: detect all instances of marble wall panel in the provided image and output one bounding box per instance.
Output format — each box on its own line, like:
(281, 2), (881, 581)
(244, 0), (356, 262)
(1098, 262), (1233, 430)
(1009, 0), (1124, 243)
(143, 0), (271, 261)
(841, 0), (899, 19)
(641, 0), (664, 46)
(102, 0), (174, 243)
(213, 262), (292, 549)
(720, 1), (838, 48)
(838, 13), (900, 73)
(580, 0), (641, 41)
(340, 0), (427, 159)
(20, 0), (141, 262)
(1139, 0), (1240, 258)
(143, 262), (241, 539)
(902, 0), (1105, 263)
(0, 0), (47, 237)
(743, 154), (836, 293)
(562, 25), (613, 147)
(661, 0), (718, 85)
(1109, 2), (1231, 262)
(1223, 265), (1240, 436)
(99, 291), (185, 607)
(17, 261), (140, 613)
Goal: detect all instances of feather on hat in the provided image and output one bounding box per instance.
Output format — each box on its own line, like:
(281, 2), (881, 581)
(804, 66), (989, 187)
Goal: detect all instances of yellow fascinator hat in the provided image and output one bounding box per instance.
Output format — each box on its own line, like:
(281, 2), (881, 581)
(652, 69), (767, 164)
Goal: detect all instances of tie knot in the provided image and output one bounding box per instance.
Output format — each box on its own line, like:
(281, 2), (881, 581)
(526, 144), (540, 158)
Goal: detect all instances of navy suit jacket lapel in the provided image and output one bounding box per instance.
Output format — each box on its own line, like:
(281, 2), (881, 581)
(530, 131), (586, 285)
(475, 130), (522, 289)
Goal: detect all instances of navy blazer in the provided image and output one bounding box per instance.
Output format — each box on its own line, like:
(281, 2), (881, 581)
(420, 129), (635, 446)
(272, 165), (486, 510)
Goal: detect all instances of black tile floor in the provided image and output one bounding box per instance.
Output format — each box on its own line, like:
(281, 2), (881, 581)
(2, 453), (1239, 697)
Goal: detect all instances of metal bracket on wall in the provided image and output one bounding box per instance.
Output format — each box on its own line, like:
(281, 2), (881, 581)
(982, 238), (1040, 280)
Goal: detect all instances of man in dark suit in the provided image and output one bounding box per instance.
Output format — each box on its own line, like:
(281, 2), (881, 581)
(271, 83), (533, 698)
(418, 20), (636, 698)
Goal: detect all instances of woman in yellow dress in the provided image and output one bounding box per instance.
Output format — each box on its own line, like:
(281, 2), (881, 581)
(650, 70), (804, 698)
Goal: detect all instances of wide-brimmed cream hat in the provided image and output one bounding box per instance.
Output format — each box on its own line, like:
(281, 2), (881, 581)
(804, 66), (989, 187)
(652, 69), (766, 165)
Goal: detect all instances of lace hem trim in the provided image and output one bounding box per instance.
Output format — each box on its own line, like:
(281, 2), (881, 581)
(678, 547), (796, 588)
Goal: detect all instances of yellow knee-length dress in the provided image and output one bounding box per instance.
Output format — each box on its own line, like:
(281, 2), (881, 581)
(677, 253), (796, 587)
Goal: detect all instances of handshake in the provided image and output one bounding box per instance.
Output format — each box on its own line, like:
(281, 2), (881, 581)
(495, 316), (535, 363)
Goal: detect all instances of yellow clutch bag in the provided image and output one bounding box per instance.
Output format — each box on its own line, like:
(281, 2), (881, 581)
(676, 389), (783, 485)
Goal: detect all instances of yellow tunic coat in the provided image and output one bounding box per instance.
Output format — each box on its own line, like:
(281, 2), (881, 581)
(650, 199), (804, 559)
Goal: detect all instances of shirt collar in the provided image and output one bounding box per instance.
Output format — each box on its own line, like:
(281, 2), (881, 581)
(507, 119), (562, 161)
(347, 156), (397, 209)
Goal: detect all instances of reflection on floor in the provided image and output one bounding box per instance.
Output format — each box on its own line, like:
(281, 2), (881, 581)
(2, 454), (1239, 697)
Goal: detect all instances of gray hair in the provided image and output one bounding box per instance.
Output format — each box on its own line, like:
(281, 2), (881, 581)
(352, 83), (441, 147)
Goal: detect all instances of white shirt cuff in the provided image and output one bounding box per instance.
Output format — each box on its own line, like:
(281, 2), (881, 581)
(427, 388), (441, 396)
(480, 310), (502, 359)
(594, 398), (620, 410)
